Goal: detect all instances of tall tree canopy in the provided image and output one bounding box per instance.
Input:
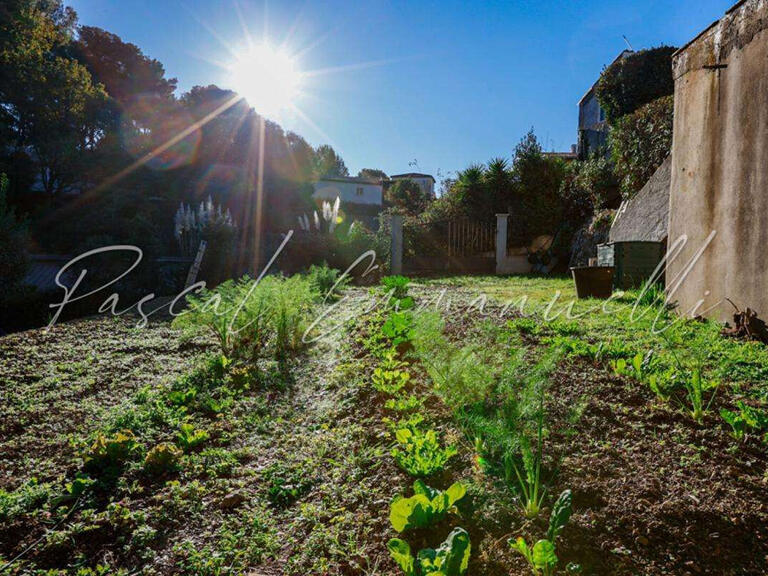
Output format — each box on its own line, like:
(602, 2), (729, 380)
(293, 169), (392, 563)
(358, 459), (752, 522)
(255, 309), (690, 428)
(358, 168), (387, 181)
(386, 178), (429, 215)
(312, 144), (348, 178)
(0, 4), (109, 194)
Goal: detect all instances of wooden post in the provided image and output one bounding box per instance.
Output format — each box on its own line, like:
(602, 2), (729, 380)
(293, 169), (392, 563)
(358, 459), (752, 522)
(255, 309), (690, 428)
(185, 240), (207, 288)
(391, 214), (403, 275)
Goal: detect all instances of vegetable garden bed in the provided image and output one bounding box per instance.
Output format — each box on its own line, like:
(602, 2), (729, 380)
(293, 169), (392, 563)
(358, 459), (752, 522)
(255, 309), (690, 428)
(1, 274), (767, 575)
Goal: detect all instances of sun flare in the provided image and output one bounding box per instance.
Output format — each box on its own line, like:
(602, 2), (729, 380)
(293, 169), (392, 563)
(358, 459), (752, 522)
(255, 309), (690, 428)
(228, 43), (300, 118)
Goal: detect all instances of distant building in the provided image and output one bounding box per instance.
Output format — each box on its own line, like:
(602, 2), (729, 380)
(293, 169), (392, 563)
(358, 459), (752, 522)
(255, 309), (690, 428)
(543, 147), (578, 163)
(312, 176), (384, 206)
(577, 49), (633, 159)
(389, 173), (436, 199)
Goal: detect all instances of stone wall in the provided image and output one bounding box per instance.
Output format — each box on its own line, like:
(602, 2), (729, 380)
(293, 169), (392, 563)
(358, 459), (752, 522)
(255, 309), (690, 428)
(668, 0), (768, 321)
(610, 156), (670, 244)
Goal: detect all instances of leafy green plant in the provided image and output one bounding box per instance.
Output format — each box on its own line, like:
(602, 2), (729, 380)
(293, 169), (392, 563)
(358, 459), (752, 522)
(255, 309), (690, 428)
(720, 401), (767, 441)
(510, 490), (580, 576)
(681, 366), (718, 424)
(373, 366), (412, 395)
(388, 527), (471, 576)
(263, 463), (312, 508)
(177, 423), (210, 451)
(0, 479), (52, 522)
(144, 443), (183, 476)
(611, 351), (652, 380)
(84, 430), (139, 474)
(381, 275), (415, 310)
(386, 393), (424, 413)
(390, 481), (467, 532)
(392, 427), (457, 478)
(382, 311), (414, 347)
(307, 263), (350, 302)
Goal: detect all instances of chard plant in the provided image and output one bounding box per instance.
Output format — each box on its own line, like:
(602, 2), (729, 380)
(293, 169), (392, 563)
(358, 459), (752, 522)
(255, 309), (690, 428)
(720, 401), (767, 441)
(382, 312), (415, 347)
(510, 490), (581, 576)
(389, 480), (467, 532)
(392, 427), (457, 478)
(388, 526), (471, 576)
(381, 275), (415, 310)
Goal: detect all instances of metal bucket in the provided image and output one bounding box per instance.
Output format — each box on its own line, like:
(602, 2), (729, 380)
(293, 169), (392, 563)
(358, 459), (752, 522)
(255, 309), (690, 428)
(570, 266), (615, 299)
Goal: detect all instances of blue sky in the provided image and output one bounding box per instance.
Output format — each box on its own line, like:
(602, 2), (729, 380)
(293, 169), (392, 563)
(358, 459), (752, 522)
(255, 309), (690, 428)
(68, 0), (733, 181)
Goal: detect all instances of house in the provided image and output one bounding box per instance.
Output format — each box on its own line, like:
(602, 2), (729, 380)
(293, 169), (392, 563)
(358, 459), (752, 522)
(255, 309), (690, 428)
(312, 176), (384, 206)
(389, 173), (436, 199)
(577, 49), (633, 159)
(667, 0), (768, 321)
(543, 148), (578, 163)
(311, 172), (437, 227)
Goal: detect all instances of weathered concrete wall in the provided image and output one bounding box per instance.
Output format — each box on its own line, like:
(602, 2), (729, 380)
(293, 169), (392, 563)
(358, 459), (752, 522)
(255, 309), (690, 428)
(668, 0), (768, 321)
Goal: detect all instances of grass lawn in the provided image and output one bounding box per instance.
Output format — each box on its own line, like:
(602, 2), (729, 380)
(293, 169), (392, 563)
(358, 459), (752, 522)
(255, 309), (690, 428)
(1, 274), (767, 575)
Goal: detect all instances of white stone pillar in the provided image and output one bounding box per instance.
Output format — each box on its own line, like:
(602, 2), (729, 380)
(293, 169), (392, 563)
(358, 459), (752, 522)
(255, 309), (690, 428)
(496, 214), (508, 275)
(391, 214), (403, 275)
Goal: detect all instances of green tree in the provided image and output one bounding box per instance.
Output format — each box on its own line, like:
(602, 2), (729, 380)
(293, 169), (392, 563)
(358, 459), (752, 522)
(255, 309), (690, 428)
(313, 144), (349, 178)
(74, 26), (177, 107)
(386, 178), (429, 215)
(0, 6), (109, 194)
(483, 157), (514, 215)
(512, 130), (567, 239)
(610, 95), (673, 198)
(358, 168), (388, 181)
(596, 46), (677, 125)
(454, 163), (489, 220)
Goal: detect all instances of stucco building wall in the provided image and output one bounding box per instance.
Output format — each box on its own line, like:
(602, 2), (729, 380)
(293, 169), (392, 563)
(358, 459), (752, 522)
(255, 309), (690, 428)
(668, 0), (768, 320)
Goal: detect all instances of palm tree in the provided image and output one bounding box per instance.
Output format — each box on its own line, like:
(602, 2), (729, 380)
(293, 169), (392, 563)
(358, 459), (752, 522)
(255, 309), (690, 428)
(483, 157), (514, 215)
(455, 163), (487, 220)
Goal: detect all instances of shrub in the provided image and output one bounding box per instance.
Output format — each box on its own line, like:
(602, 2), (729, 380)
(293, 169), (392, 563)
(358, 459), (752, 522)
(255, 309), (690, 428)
(595, 46), (677, 125)
(306, 263), (349, 302)
(610, 95), (673, 198)
(0, 173), (29, 307)
(144, 443), (183, 476)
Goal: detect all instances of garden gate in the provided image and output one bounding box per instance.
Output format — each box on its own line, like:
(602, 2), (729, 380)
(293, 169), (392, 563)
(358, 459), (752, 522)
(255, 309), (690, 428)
(400, 218), (496, 276)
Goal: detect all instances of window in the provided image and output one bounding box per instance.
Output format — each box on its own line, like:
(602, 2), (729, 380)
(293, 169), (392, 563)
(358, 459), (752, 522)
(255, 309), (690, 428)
(356, 186), (364, 196)
(599, 107), (605, 122)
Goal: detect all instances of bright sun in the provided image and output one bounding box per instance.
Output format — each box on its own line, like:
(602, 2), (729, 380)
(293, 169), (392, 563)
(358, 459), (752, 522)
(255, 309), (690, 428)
(229, 43), (300, 118)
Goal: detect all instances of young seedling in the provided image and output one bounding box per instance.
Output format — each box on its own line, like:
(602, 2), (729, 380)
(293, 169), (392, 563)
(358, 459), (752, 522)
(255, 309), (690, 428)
(510, 490), (581, 576)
